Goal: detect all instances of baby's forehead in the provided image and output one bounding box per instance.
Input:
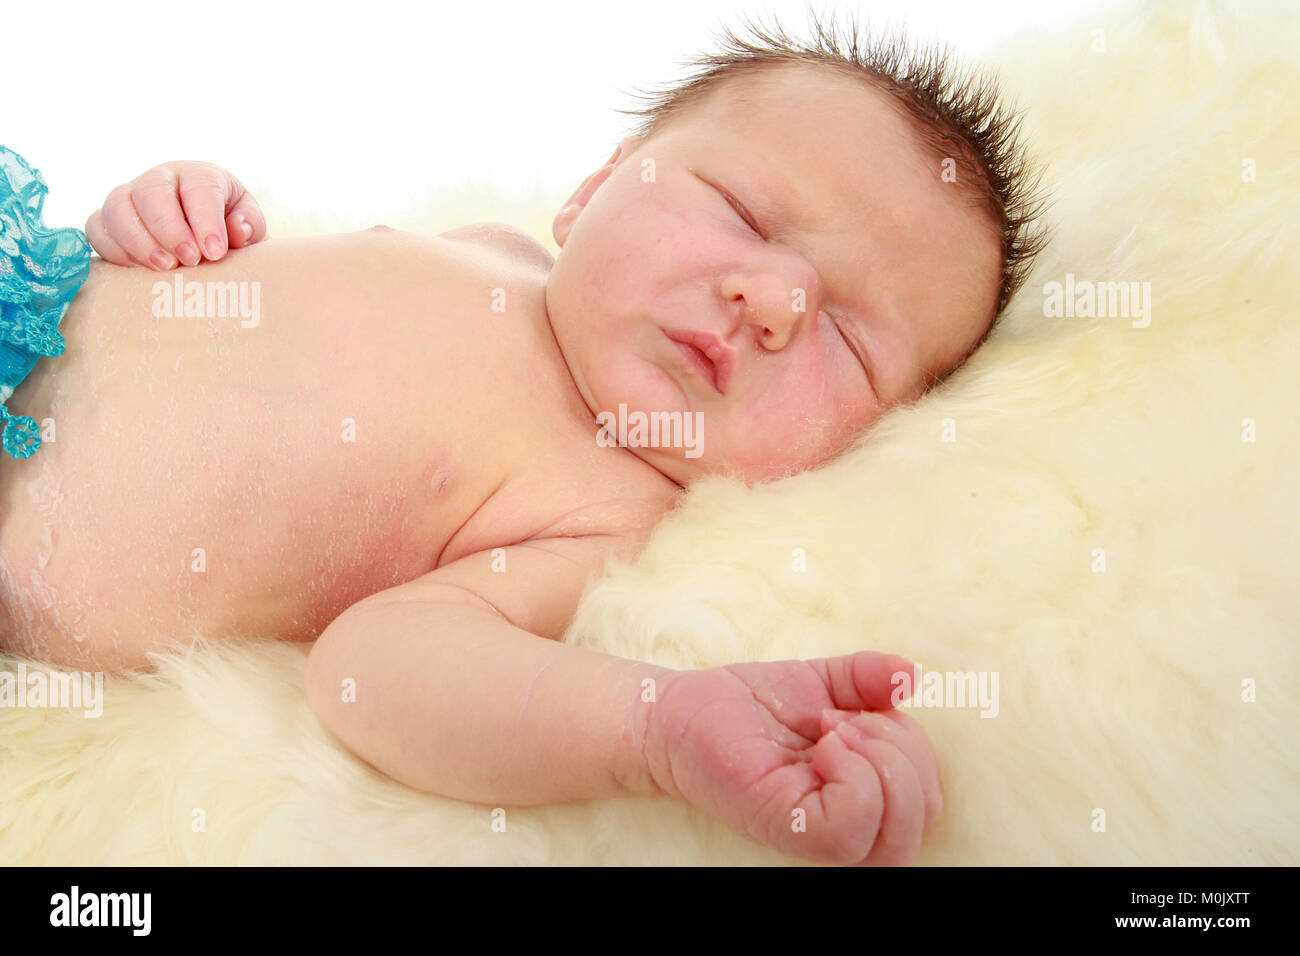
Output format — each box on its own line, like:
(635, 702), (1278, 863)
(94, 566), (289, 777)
(708, 60), (875, 116)
(691, 78), (939, 211)
(690, 66), (924, 180)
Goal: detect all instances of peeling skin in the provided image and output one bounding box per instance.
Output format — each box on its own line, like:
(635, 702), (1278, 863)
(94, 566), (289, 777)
(0, 221), (675, 671)
(0, 233), (480, 669)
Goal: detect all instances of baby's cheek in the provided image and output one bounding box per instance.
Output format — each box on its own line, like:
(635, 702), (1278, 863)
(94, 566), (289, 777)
(731, 366), (871, 472)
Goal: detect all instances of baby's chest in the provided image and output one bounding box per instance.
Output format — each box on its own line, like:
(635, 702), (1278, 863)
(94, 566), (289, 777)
(244, 231), (562, 478)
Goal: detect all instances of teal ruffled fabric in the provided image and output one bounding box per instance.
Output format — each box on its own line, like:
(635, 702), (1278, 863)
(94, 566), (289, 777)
(0, 145), (91, 459)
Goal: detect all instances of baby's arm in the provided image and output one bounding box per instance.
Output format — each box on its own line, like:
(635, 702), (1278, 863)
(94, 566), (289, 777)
(305, 534), (672, 804)
(85, 161), (268, 270)
(305, 533), (943, 865)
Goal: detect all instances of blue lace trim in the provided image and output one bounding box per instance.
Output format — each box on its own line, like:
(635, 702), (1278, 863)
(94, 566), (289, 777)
(0, 145), (91, 459)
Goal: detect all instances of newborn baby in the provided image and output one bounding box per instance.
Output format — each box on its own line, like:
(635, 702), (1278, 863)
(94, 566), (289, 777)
(0, 24), (1045, 865)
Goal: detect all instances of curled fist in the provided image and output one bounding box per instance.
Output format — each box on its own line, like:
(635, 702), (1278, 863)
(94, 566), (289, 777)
(86, 161), (267, 270)
(642, 651), (943, 865)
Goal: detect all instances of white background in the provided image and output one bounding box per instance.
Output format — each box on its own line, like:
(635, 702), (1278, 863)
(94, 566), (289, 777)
(7, 0), (1119, 232)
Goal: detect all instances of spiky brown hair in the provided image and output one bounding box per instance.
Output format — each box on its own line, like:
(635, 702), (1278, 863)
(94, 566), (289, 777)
(614, 7), (1052, 381)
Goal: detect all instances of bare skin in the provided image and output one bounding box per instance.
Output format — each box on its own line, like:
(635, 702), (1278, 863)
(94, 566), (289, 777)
(0, 62), (1001, 864)
(0, 227), (673, 668)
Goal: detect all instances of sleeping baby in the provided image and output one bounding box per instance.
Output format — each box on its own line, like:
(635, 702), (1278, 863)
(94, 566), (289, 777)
(0, 17), (1046, 865)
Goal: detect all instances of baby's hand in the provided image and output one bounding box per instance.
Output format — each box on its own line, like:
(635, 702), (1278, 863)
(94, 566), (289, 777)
(85, 161), (267, 270)
(642, 651), (942, 865)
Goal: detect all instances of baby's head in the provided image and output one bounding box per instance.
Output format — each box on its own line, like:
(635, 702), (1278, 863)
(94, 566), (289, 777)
(545, 13), (1049, 485)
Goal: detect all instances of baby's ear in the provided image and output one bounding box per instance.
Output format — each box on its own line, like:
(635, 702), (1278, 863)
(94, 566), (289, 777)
(552, 136), (646, 246)
(610, 135), (642, 166)
(553, 141), (639, 246)
(552, 168), (607, 245)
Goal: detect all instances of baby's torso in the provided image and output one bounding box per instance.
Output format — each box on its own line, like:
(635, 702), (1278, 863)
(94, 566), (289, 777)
(0, 226), (677, 666)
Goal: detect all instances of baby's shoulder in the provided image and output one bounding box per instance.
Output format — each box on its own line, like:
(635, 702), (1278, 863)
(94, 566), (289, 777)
(436, 221), (555, 272)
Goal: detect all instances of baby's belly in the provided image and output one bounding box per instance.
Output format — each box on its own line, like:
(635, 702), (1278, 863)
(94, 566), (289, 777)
(0, 233), (477, 663)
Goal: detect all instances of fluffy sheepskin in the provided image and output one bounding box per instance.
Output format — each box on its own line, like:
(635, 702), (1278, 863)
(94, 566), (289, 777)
(2, 0), (1297, 865)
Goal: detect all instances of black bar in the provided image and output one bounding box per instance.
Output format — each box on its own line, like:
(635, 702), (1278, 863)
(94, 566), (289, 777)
(0, 865), (1285, 942)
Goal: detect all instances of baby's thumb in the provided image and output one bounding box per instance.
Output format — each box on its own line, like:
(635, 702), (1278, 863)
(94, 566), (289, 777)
(824, 650), (916, 714)
(225, 193), (268, 249)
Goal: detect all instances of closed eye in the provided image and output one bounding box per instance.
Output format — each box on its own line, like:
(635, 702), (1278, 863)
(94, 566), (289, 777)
(720, 188), (762, 236)
(701, 176), (763, 237)
(832, 314), (875, 395)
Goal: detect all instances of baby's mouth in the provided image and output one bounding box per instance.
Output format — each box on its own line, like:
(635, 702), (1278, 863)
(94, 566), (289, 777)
(663, 330), (732, 396)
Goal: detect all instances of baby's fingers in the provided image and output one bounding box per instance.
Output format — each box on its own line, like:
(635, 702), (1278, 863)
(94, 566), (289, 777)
(224, 186), (267, 249)
(175, 163), (237, 262)
(84, 208), (132, 266)
(820, 709), (942, 826)
(818, 650), (916, 713)
(130, 167), (201, 267)
(811, 727), (885, 864)
(99, 183), (175, 270)
(833, 724), (926, 866)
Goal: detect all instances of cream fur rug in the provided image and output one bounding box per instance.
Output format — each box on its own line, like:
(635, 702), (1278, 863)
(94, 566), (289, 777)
(2, 0), (1296, 865)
